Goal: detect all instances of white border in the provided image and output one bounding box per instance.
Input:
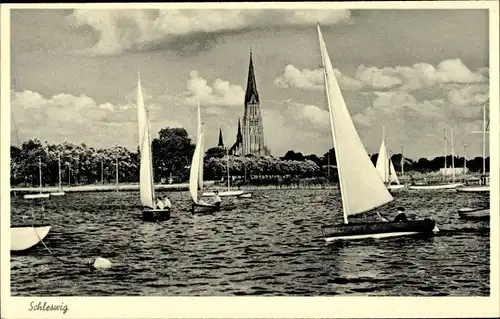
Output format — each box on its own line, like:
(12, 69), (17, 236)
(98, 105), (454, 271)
(1, 2), (499, 318)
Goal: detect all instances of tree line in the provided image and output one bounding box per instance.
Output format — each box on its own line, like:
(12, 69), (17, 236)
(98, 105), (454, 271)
(10, 126), (490, 187)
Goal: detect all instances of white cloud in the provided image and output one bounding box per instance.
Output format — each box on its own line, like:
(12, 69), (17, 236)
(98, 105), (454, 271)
(275, 59), (487, 92)
(178, 71), (245, 108)
(69, 9), (351, 55)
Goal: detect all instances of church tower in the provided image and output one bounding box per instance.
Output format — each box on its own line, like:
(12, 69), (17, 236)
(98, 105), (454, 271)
(217, 128), (224, 149)
(242, 50), (267, 156)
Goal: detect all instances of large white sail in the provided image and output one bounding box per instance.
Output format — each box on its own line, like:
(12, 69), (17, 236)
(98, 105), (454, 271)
(317, 24), (393, 221)
(189, 129), (204, 203)
(137, 74), (155, 209)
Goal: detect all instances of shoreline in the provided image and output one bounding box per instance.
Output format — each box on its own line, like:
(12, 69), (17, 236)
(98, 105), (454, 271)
(11, 182), (341, 194)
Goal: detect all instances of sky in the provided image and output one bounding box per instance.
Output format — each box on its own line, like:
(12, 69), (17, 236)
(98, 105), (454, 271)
(9, 7), (491, 160)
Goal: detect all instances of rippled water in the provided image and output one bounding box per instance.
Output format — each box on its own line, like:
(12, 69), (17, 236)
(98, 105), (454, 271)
(10, 189), (489, 296)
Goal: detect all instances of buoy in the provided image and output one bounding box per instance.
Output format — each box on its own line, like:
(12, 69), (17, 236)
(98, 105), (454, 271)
(92, 257), (112, 269)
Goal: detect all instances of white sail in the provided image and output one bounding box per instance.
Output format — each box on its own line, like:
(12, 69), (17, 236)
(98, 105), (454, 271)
(375, 138), (400, 185)
(189, 129), (204, 203)
(197, 102), (204, 193)
(317, 24), (393, 220)
(388, 158), (400, 184)
(137, 74), (155, 209)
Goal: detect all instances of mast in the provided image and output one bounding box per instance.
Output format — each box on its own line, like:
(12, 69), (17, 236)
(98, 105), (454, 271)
(327, 152), (330, 177)
(147, 108), (156, 203)
(443, 128), (447, 181)
(451, 128), (455, 182)
(227, 148), (230, 191)
(68, 163), (71, 187)
(38, 156), (42, 193)
(58, 153), (62, 190)
(115, 157), (119, 191)
(464, 143), (467, 171)
(101, 159), (104, 184)
(318, 24), (348, 224)
(482, 103), (486, 175)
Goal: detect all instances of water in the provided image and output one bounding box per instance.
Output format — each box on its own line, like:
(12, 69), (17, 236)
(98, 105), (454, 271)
(10, 189), (489, 296)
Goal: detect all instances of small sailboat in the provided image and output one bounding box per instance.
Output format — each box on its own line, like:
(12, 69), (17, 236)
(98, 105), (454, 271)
(458, 207), (489, 221)
(50, 153), (65, 196)
(457, 104), (490, 193)
(408, 128), (462, 190)
(190, 103), (220, 213)
(202, 148), (251, 198)
(375, 127), (405, 191)
(24, 157), (50, 199)
(316, 23), (437, 242)
(136, 73), (170, 222)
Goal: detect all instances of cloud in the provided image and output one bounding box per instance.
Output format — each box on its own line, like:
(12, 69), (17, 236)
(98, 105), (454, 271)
(177, 71), (245, 109)
(68, 9), (351, 56)
(275, 59), (487, 92)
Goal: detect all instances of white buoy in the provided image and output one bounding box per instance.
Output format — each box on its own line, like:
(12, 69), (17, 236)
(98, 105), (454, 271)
(92, 257), (112, 269)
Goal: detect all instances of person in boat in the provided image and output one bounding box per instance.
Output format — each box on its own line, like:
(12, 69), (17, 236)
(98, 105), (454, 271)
(376, 207), (408, 223)
(156, 198), (165, 210)
(393, 207), (408, 222)
(162, 196), (172, 210)
(213, 190), (222, 207)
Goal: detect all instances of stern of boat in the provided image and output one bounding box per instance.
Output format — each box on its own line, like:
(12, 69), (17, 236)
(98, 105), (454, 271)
(142, 209), (170, 222)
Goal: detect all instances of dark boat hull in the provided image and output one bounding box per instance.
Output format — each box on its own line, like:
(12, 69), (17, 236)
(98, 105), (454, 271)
(321, 219), (437, 242)
(458, 207), (489, 221)
(192, 202), (220, 214)
(142, 209), (170, 222)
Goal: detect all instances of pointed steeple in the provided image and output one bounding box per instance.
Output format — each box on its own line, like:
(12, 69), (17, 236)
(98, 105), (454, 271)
(236, 118), (243, 142)
(245, 50), (259, 104)
(218, 128), (224, 148)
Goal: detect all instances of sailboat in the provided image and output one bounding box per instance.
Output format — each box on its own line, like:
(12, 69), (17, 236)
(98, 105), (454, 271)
(136, 74), (170, 222)
(190, 102), (220, 213)
(202, 148), (251, 198)
(316, 23), (437, 242)
(457, 104), (490, 193)
(24, 157), (50, 199)
(50, 153), (65, 196)
(408, 128), (462, 190)
(375, 127), (405, 191)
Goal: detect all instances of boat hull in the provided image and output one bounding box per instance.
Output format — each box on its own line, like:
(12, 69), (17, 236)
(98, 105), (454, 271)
(458, 207), (489, 220)
(11, 224), (51, 251)
(142, 209), (170, 222)
(50, 191), (66, 196)
(387, 184), (405, 190)
(192, 202), (220, 213)
(202, 190), (245, 197)
(23, 193), (50, 199)
(456, 186), (490, 193)
(322, 219), (437, 242)
(408, 183), (463, 190)
(238, 193), (252, 198)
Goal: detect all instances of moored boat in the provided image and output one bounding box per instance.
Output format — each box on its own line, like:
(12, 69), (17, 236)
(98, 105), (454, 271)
(316, 23), (437, 242)
(50, 153), (66, 196)
(458, 207), (489, 221)
(408, 182), (463, 190)
(11, 224), (51, 251)
(24, 157), (50, 199)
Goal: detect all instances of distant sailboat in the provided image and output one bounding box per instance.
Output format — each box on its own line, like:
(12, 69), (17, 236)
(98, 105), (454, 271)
(190, 102), (220, 213)
(50, 153), (65, 196)
(24, 157), (50, 199)
(136, 73), (170, 221)
(457, 207), (489, 221)
(408, 128), (462, 190)
(457, 104), (490, 193)
(202, 148), (251, 198)
(375, 127), (405, 191)
(316, 23), (437, 242)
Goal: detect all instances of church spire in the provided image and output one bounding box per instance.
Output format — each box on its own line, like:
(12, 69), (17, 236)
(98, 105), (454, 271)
(245, 50), (259, 104)
(218, 128), (224, 148)
(237, 118), (243, 142)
